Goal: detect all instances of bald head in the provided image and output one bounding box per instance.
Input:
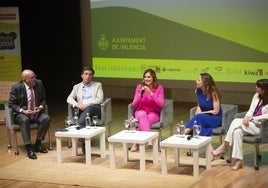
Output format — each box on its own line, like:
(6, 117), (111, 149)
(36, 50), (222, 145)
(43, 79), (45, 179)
(22, 69), (36, 88)
(22, 69), (34, 80)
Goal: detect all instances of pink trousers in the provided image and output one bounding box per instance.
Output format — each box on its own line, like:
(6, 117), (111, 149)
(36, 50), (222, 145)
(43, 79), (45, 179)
(135, 110), (160, 131)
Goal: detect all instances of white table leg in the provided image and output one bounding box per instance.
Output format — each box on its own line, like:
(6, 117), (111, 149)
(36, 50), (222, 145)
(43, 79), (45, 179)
(71, 138), (77, 156)
(174, 148), (180, 167)
(192, 149), (199, 177)
(122, 142), (128, 163)
(56, 137), (62, 164)
(85, 138), (91, 166)
(161, 148), (167, 175)
(152, 138), (158, 164)
(100, 132), (106, 158)
(109, 142), (116, 169)
(139, 144), (146, 172)
(206, 142), (212, 169)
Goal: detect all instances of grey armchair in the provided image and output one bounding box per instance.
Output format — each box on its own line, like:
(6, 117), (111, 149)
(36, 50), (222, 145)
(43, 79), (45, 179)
(128, 99), (174, 145)
(227, 112), (268, 170)
(66, 98), (112, 144)
(189, 104), (238, 157)
(5, 103), (53, 155)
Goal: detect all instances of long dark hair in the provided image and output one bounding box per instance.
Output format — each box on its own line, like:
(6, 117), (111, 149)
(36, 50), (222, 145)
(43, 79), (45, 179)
(200, 73), (221, 101)
(256, 79), (268, 106)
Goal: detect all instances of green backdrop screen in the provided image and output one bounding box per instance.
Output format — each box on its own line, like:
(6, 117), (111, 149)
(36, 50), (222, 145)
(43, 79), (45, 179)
(91, 0), (268, 83)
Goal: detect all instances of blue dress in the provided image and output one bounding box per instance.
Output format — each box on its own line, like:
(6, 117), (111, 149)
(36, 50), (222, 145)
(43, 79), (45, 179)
(185, 88), (222, 136)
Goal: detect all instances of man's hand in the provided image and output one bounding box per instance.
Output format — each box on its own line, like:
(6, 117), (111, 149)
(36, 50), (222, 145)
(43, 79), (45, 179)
(76, 104), (90, 111)
(22, 109), (36, 116)
(35, 106), (43, 113)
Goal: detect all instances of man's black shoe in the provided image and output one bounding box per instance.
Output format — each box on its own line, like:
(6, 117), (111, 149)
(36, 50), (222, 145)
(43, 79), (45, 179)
(34, 145), (48, 153)
(27, 150), (37, 159)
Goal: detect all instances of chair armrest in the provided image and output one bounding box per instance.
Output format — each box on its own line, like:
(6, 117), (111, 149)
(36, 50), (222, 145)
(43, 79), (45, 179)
(4, 102), (15, 131)
(260, 120), (268, 143)
(128, 103), (135, 119)
(160, 99), (173, 127)
(221, 104), (238, 132)
(189, 106), (197, 119)
(234, 111), (247, 118)
(101, 98), (112, 124)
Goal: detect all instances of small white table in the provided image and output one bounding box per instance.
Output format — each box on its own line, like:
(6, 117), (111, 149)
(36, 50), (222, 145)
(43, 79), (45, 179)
(55, 126), (106, 166)
(108, 130), (159, 172)
(160, 135), (212, 177)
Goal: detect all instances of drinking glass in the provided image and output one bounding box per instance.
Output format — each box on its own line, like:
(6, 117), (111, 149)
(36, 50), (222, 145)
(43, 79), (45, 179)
(129, 120), (136, 133)
(176, 123), (185, 138)
(176, 124), (180, 136)
(65, 116), (72, 127)
(124, 119), (130, 131)
(195, 125), (201, 138)
(92, 115), (98, 128)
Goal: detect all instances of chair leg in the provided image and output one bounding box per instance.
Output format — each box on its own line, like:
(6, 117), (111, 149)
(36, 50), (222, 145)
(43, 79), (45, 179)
(227, 146), (232, 163)
(256, 145), (261, 160)
(169, 124), (173, 136)
(7, 128), (12, 149)
(107, 123), (111, 137)
(219, 135), (224, 159)
(65, 124), (72, 148)
(48, 127), (53, 150)
(219, 135), (223, 145)
(68, 138), (72, 148)
(14, 132), (19, 155)
(158, 129), (162, 150)
(254, 144), (259, 170)
(154, 128), (163, 151)
(187, 149), (192, 156)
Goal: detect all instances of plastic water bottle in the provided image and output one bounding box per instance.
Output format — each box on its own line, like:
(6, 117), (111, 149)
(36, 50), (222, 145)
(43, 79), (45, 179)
(179, 120), (185, 138)
(74, 111), (79, 126)
(85, 113), (91, 128)
(129, 116), (136, 132)
(193, 120), (198, 138)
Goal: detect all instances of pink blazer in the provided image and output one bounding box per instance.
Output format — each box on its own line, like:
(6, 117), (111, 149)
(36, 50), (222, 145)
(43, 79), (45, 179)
(132, 84), (164, 114)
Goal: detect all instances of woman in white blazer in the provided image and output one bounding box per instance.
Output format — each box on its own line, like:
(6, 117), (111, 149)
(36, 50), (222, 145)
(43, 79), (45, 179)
(212, 79), (268, 170)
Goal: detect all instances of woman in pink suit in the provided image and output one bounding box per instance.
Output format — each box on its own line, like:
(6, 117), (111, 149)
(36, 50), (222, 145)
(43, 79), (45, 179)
(130, 69), (164, 151)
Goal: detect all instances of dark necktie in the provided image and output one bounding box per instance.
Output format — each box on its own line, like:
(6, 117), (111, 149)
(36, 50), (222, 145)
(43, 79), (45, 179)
(30, 88), (35, 119)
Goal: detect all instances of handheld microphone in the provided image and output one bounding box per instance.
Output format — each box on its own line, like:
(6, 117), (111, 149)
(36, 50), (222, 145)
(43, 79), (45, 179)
(141, 90), (145, 96)
(141, 83), (147, 97)
(187, 135), (193, 140)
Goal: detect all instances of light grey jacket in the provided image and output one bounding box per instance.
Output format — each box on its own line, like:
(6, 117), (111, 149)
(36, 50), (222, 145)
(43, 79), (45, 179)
(67, 81), (104, 107)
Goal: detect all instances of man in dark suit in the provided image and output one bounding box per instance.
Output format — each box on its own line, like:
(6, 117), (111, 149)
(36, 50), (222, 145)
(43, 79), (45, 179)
(8, 69), (51, 159)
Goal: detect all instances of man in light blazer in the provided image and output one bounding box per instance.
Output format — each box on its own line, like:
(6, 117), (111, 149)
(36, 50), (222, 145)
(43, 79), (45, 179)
(9, 69), (51, 159)
(67, 66), (104, 152)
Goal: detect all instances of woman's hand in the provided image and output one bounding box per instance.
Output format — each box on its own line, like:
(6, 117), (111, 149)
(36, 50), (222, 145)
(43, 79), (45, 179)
(243, 116), (253, 126)
(143, 85), (153, 96)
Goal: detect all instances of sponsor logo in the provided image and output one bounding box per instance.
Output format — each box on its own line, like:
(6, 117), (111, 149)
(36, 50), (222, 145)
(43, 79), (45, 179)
(97, 34), (109, 50)
(0, 32), (17, 50)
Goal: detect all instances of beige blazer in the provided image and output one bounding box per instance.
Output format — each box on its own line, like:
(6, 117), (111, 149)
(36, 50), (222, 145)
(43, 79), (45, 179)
(67, 81), (104, 107)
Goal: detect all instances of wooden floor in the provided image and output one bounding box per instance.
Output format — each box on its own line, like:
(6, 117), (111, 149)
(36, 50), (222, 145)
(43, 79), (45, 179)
(1, 99), (268, 188)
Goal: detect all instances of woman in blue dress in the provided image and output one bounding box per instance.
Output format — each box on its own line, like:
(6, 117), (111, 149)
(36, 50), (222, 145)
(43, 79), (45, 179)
(185, 73), (222, 136)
